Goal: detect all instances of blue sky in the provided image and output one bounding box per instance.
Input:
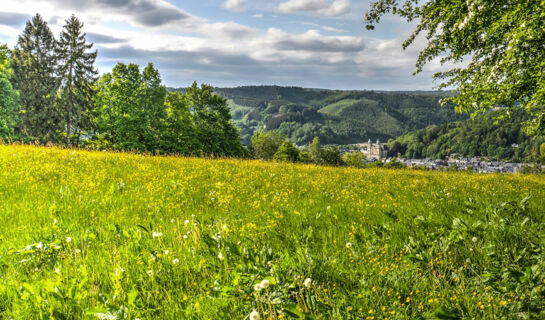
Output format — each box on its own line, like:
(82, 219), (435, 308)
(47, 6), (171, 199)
(0, 0), (442, 90)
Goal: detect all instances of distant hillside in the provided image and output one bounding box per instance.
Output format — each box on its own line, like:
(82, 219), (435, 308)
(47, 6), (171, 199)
(182, 86), (468, 145)
(389, 109), (545, 162)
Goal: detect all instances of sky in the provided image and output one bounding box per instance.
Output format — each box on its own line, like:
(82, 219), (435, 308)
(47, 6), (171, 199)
(0, 0), (444, 90)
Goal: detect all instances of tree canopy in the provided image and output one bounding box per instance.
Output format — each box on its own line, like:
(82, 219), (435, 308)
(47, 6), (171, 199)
(364, 1), (545, 135)
(0, 45), (19, 139)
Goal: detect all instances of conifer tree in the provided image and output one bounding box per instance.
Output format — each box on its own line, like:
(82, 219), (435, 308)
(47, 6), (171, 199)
(11, 14), (59, 142)
(56, 15), (98, 146)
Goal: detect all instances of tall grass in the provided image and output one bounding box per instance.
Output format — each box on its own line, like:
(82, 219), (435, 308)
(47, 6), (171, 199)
(0, 145), (544, 319)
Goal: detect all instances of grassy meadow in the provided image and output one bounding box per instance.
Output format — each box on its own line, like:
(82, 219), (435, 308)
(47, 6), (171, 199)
(1, 145), (545, 319)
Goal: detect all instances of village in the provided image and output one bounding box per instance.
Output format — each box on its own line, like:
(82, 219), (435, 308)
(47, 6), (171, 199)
(345, 140), (541, 173)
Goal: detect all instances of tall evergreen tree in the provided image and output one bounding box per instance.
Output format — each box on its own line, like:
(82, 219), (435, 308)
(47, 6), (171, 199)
(56, 15), (98, 146)
(11, 14), (59, 142)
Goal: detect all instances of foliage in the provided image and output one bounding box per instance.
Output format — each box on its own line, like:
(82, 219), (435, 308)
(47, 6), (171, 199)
(384, 157), (406, 169)
(93, 64), (245, 156)
(0, 45), (19, 139)
(319, 146), (344, 166)
(308, 137), (321, 163)
(11, 14), (60, 142)
(364, 0), (545, 136)
(390, 109), (537, 162)
(185, 82), (247, 157)
(160, 91), (201, 155)
(56, 15), (98, 146)
(92, 63), (167, 152)
(273, 141), (299, 162)
(1, 145), (544, 319)
(341, 151), (367, 168)
(251, 131), (286, 160)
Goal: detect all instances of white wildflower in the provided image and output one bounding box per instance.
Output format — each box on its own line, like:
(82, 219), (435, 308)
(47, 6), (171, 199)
(152, 232), (163, 238)
(254, 283), (262, 292)
(184, 220), (189, 225)
(472, 237), (478, 243)
(345, 242), (352, 249)
(94, 313), (116, 320)
(147, 270), (153, 276)
(304, 278), (312, 288)
(249, 310), (260, 320)
(218, 252), (224, 260)
(183, 235), (188, 240)
(260, 279), (270, 289)
(36, 242), (44, 249)
(115, 267), (125, 276)
(172, 258), (180, 265)
(164, 250), (170, 255)
(66, 237), (72, 243)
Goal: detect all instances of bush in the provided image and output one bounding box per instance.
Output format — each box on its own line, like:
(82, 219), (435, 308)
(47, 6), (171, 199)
(384, 158), (406, 169)
(273, 141), (299, 162)
(251, 131), (285, 160)
(342, 152), (366, 168)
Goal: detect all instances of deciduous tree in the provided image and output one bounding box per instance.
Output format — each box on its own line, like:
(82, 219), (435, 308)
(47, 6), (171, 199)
(364, 1), (545, 135)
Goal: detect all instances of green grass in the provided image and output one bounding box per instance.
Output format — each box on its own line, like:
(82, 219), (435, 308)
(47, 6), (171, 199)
(0, 145), (545, 319)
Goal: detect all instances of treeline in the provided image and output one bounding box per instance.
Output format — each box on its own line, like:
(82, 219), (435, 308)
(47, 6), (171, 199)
(0, 14), (246, 157)
(389, 108), (545, 163)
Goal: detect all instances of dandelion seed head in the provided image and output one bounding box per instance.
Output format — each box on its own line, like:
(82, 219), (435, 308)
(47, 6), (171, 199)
(249, 310), (260, 320)
(260, 279), (270, 289)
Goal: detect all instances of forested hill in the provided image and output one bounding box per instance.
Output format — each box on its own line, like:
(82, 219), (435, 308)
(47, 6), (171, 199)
(389, 109), (545, 163)
(175, 86), (468, 145)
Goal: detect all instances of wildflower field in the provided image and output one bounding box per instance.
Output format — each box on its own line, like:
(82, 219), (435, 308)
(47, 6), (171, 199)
(1, 145), (545, 319)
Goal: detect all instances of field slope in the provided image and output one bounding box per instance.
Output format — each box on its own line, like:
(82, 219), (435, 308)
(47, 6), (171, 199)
(0, 145), (544, 319)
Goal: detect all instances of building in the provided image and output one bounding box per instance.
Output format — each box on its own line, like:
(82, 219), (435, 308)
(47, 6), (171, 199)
(353, 139), (389, 160)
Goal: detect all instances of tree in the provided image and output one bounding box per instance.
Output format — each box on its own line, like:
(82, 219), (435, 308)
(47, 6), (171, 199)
(273, 140), (299, 162)
(320, 146), (344, 166)
(308, 137), (322, 163)
(92, 63), (167, 151)
(161, 91), (201, 154)
(298, 150), (311, 163)
(0, 45), (19, 139)
(186, 82), (247, 157)
(364, 1), (545, 135)
(342, 152), (367, 168)
(11, 14), (59, 142)
(251, 131), (285, 160)
(56, 15), (98, 146)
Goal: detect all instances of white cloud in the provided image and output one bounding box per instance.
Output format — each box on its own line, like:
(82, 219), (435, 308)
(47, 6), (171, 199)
(276, 0), (351, 17)
(0, 0), (437, 90)
(252, 13), (264, 18)
(322, 26), (347, 33)
(223, 0), (246, 12)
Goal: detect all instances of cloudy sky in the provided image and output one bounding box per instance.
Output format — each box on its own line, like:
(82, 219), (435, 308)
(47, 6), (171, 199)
(0, 0), (443, 90)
